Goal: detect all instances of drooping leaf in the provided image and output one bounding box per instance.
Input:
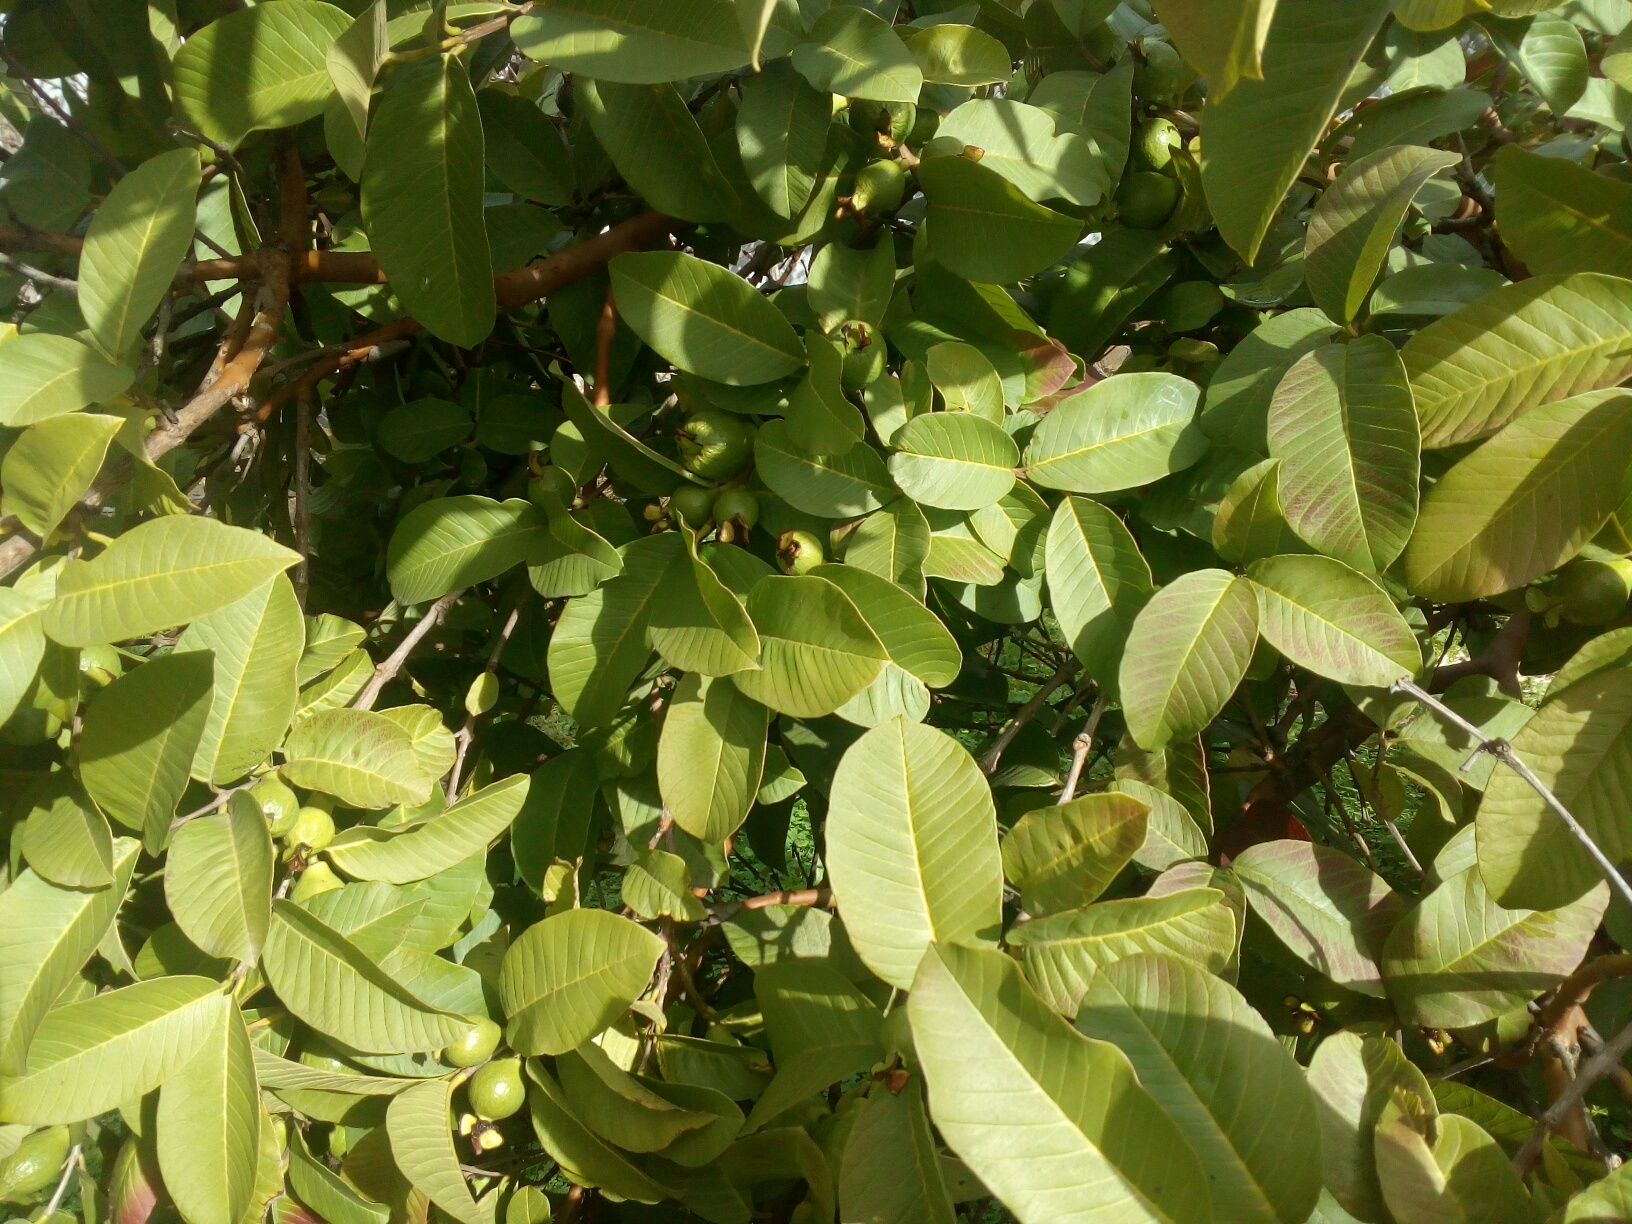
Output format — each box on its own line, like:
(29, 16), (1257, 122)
(261, 901), (467, 1054)
(1232, 840), (1405, 997)
(511, 0), (750, 84)
(164, 794), (274, 963)
(172, 1), (352, 147)
(1490, 146), (1632, 279)
(324, 775), (527, 883)
(362, 56), (494, 348)
(1486, 15), (1589, 116)
(1405, 273), (1632, 448)
(178, 573), (304, 785)
(1045, 496), (1154, 689)
(1001, 792), (1150, 915)
(1119, 570), (1259, 749)
(1266, 336), (1421, 571)
(730, 575), (887, 718)
(1403, 390), (1632, 601)
(658, 673), (768, 844)
(78, 651), (216, 848)
(1304, 146), (1460, 324)
(735, 62), (831, 220)
(0, 840), (138, 1076)
(1247, 554), (1420, 686)
(281, 707), (435, 809)
(0, 334), (134, 428)
(838, 1084), (957, 1224)
(0, 976), (226, 1125)
(387, 1079), (495, 1224)
(499, 908), (665, 1055)
(1153, 0), (1277, 98)
(1010, 889), (1238, 1015)
(825, 719), (1003, 989)
(748, 960), (882, 1130)
(1200, 0), (1390, 262)
(1075, 954), (1323, 1224)
(579, 80), (735, 224)
(43, 516), (300, 647)
(156, 1003), (261, 1224)
(79, 148), (201, 359)
(907, 942), (1212, 1224)
(1024, 373), (1205, 494)
(785, 336), (865, 455)
(0, 413), (122, 540)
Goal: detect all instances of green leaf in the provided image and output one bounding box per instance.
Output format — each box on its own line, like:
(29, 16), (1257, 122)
(42, 515), (301, 647)
(791, 7), (922, 104)
(1045, 496), (1154, 689)
(19, 782), (113, 887)
(78, 651), (216, 848)
(0, 412), (121, 539)
(80, 148), (200, 359)
(748, 960), (882, 1130)
(375, 398), (472, 464)
(1266, 337), (1420, 571)
(172, 1), (352, 147)
(1077, 954), (1321, 1223)
(1305, 146), (1460, 324)
(0, 334), (133, 428)
(1403, 391), (1632, 601)
(0, 976), (225, 1125)
(1200, 307), (1340, 448)
(362, 56), (494, 348)
(1307, 1031), (1438, 1221)
(327, 0), (388, 152)
(1383, 866), (1606, 1028)
(1010, 890), (1238, 1016)
(1001, 793), (1150, 915)
(1119, 570), (1259, 750)
(1153, 0), (1277, 97)
(511, 0), (749, 84)
(807, 239), (895, 333)
(261, 900), (467, 1054)
(905, 24), (1013, 87)
(730, 575), (887, 718)
(388, 496), (546, 605)
(164, 795), (273, 963)
(1374, 1106), (1542, 1224)
(925, 342), (1004, 421)
(917, 155), (1082, 283)
(387, 1079), (494, 1224)
(1112, 779), (1210, 871)
(644, 536), (760, 677)
(525, 1062), (673, 1204)
(1405, 273), (1632, 448)
(907, 942), (1212, 1224)
(0, 586), (50, 727)
(579, 80), (735, 224)
(1490, 146), (1632, 280)
(499, 908), (665, 1055)
(845, 498), (931, 592)
(1485, 14), (1588, 115)
(810, 562), (961, 688)
(610, 251), (804, 385)
(785, 336), (865, 455)
(547, 537), (673, 728)
(555, 1041), (731, 1154)
(281, 708), (435, 809)
(658, 673), (768, 844)
(178, 573), (304, 785)
(887, 411), (1019, 511)
(838, 1084), (957, 1224)
(754, 419), (893, 517)
(1199, 0), (1390, 262)
(735, 62), (831, 220)
(477, 91), (572, 207)
(157, 1003), (261, 1224)
(1232, 840), (1405, 997)
(936, 100), (1108, 207)
(825, 719), (1002, 989)
(325, 775), (527, 883)
(1476, 663), (1632, 909)
(1247, 555), (1420, 686)
(1024, 373), (1205, 494)
(288, 1127), (389, 1223)
(0, 839), (137, 1076)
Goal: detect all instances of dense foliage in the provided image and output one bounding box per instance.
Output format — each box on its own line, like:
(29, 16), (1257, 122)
(10, 0), (1632, 1220)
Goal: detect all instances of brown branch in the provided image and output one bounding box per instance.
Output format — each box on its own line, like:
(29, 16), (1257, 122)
(1428, 609), (1530, 698)
(1515, 1018), (1632, 1175)
(980, 658), (1081, 776)
(351, 589), (465, 712)
(592, 284), (617, 409)
(1059, 691), (1107, 804)
(1536, 956), (1632, 1038)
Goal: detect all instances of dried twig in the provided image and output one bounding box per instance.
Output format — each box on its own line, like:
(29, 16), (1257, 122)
(351, 590), (465, 712)
(1059, 691), (1107, 804)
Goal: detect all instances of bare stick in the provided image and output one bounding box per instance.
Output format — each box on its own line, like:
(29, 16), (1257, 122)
(445, 596), (525, 799)
(1059, 691), (1108, 804)
(1391, 678), (1632, 912)
(980, 658), (1081, 776)
(352, 590), (465, 712)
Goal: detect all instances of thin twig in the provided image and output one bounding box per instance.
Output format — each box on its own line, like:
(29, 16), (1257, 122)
(42, 1144), (81, 1217)
(593, 284), (617, 408)
(0, 249), (76, 293)
(445, 596), (525, 799)
(292, 387), (313, 607)
(1059, 691), (1107, 804)
(980, 658), (1081, 776)
(352, 589), (465, 712)
(1392, 678), (1632, 912)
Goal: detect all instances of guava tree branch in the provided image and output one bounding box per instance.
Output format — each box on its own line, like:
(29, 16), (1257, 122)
(1515, 1018), (1632, 1175)
(352, 588), (466, 713)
